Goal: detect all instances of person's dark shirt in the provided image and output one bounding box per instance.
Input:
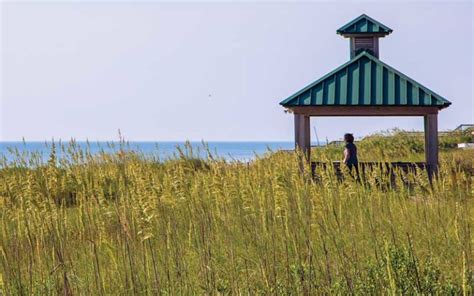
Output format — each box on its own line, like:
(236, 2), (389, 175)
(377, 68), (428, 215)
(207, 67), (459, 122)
(344, 142), (358, 165)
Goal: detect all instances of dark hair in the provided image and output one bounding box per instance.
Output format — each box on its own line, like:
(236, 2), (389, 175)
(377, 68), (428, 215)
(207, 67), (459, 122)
(344, 133), (354, 143)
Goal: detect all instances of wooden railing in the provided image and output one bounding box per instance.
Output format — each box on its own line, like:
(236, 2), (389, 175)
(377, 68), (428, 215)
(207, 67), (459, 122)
(311, 161), (427, 180)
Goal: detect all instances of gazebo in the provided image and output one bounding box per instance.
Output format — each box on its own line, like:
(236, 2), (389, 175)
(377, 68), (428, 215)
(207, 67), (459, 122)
(280, 14), (451, 176)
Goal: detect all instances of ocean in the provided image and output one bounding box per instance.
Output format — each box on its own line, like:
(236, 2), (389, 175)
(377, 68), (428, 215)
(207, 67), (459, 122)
(0, 141), (298, 163)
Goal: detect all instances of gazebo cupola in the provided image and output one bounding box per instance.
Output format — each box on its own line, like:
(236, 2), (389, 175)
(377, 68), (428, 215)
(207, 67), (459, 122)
(337, 14), (393, 58)
(279, 14), (451, 176)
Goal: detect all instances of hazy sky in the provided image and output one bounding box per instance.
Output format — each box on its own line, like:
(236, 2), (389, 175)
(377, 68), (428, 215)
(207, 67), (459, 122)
(1, 1), (472, 141)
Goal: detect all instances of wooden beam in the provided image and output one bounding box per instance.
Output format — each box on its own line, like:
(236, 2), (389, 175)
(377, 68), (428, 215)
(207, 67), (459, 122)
(350, 38), (355, 59)
(294, 114), (311, 161)
(290, 106), (439, 116)
(341, 33), (389, 38)
(424, 114), (438, 177)
(373, 37), (379, 58)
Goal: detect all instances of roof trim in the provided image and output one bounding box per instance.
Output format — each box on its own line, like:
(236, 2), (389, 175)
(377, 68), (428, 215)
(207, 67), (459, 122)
(290, 106), (440, 116)
(337, 14), (393, 35)
(279, 51), (451, 108)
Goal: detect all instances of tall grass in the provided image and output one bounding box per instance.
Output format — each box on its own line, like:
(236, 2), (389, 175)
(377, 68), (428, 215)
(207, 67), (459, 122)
(0, 140), (472, 294)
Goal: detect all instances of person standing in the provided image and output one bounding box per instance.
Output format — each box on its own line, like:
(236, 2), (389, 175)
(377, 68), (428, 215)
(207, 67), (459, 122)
(343, 133), (359, 179)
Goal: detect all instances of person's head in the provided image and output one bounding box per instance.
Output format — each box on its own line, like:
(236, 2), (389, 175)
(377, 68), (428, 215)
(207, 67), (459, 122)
(344, 133), (354, 143)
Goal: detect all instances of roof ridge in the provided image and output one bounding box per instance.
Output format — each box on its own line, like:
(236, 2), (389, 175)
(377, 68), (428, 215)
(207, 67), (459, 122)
(337, 14), (393, 35)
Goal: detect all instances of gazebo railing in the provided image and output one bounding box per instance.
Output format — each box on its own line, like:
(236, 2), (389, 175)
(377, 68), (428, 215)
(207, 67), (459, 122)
(311, 161), (427, 181)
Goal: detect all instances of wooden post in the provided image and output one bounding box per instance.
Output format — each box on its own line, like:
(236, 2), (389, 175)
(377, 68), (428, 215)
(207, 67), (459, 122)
(424, 113), (438, 177)
(294, 114), (311, 162)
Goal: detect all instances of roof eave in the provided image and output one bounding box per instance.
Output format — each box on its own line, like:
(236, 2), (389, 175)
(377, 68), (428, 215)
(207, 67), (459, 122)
(282, 102), (452, 110)
(336, 31), (392, 38)
(439, 102), (452, 110)
(281, 104), (452, 112)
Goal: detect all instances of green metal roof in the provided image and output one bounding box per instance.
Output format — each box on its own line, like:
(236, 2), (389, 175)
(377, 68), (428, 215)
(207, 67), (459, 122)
(337, 14), (392, 35)
(280, 51), (451, 108)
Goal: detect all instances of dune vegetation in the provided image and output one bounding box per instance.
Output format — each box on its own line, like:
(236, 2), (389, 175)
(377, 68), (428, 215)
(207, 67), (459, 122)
(0, 130), (472, 294)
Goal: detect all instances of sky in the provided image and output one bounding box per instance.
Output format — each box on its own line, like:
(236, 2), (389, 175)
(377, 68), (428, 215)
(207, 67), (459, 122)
(1, 0), (473, 142)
